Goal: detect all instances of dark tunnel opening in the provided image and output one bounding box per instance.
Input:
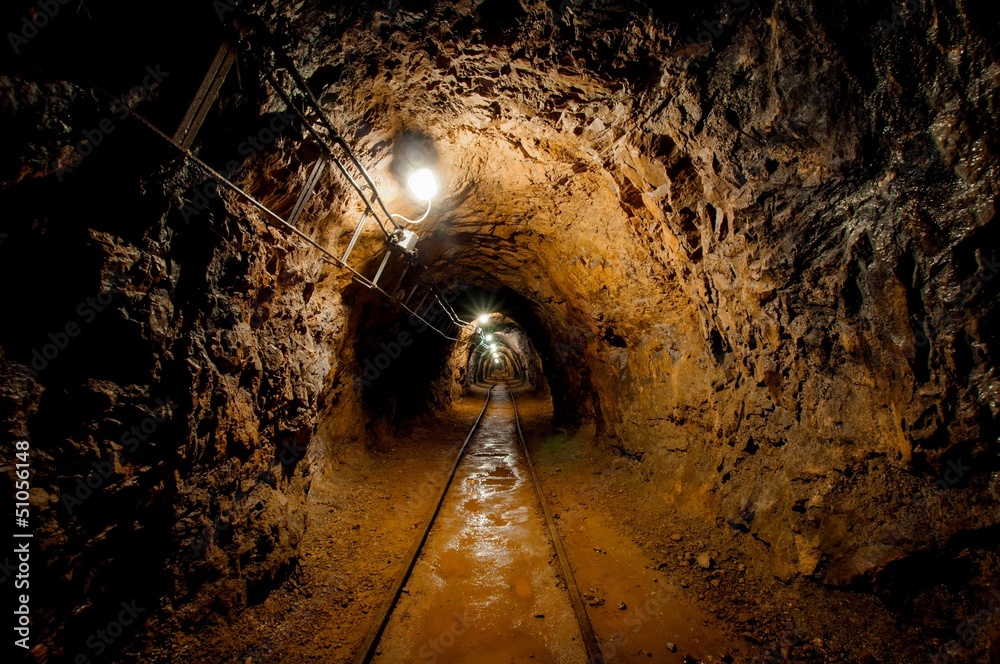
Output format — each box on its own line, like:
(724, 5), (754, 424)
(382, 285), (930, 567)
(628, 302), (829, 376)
(345, 280), (563, 433)
(463, 313), (546, 390)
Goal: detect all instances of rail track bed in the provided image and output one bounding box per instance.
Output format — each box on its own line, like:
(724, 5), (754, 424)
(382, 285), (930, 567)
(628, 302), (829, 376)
(355, 383), (603, 663)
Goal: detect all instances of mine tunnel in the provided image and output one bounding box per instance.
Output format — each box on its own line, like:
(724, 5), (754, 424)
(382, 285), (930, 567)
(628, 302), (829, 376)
(1, 0), (999, 662)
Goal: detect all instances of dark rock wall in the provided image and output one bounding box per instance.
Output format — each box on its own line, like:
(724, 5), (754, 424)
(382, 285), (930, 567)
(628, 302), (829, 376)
(0, 2), (363, 656)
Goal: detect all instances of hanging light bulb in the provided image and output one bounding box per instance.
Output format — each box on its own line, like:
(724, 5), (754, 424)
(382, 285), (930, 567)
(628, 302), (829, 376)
(477, 314), (490, 324)
(391, 168), (438, 224)
(489, 343), (497, 352)
(485, 334), (493, 341)
(407, 168), (438, 201)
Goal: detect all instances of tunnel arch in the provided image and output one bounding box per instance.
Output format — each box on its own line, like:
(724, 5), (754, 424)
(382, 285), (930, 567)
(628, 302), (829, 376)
(340, 275), (595, 434)
(465, 315), (545, 388)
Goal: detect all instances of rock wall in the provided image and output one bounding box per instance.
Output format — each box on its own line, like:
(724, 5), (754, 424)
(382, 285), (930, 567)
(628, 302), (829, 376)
(0, 10), (364, 654)
(286, 0), (999, 586)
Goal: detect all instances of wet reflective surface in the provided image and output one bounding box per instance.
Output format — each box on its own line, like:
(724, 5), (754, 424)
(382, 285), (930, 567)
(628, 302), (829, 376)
(374, 388), (587, 663)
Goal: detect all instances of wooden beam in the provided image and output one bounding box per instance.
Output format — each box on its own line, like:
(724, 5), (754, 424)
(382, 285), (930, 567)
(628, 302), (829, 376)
(173, 40), (237, 149)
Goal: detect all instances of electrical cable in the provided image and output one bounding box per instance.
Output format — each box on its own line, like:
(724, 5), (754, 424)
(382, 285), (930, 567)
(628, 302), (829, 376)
(254, 54), (395, 239)
(242, 15), (400, 227)
(80, 77), (469, 343)
(236, 13), (472, 327)
(45, 8), (473, 338)
(390, 198), (432, 225)
(244, 34), (470, 326)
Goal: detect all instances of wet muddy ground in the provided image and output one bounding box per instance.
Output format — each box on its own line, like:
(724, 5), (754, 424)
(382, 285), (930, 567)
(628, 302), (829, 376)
(139, 388), (931, 663)
(375, 387), (586, 662)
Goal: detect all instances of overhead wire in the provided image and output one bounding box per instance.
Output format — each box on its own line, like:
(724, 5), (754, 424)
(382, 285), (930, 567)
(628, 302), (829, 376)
(68, 5), (477, 340)
(37, 7), (475, 340)
(240, 19), (470, 327)
(245, 15), (404, 232)
(253, 54), (395, 240)
(80, 76), (469, 343)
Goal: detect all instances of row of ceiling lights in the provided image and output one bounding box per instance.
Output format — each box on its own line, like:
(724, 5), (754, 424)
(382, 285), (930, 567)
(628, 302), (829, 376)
(473, 314), (504, 364)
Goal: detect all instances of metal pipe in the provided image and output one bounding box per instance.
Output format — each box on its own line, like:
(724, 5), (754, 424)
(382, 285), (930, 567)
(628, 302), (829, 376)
(371, 248), (393, 287)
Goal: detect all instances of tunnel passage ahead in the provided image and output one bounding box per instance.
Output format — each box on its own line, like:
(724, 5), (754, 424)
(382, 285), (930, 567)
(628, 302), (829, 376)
(464, 313), (546, 389)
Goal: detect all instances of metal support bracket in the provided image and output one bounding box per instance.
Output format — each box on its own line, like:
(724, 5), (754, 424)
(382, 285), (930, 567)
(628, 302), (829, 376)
(371, 248), (393, 287)
(288, 157), (327, 227)
(341, 212), (368, 265)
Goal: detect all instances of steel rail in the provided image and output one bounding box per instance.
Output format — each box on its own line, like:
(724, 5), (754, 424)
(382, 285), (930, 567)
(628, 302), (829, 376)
(354, 383), (604, 663)
(352, 385), (496, 664)
(506, 384), (606, 663)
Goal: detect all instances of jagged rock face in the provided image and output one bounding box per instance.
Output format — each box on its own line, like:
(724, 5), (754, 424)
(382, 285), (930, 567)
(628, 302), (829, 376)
(0, 4), (348, 654)
(1, 0), (998, 658)
(291, 0), (998, 584)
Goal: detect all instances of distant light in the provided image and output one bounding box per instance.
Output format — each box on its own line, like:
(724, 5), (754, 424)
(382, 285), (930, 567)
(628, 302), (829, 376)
(477, 314), (490, 324)
(485, 334), (493, 341)
(407, 168), (438, 201)
(489, 344), (497, 352)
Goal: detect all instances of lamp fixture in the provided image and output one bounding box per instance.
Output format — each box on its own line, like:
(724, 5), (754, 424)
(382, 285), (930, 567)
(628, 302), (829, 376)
(407, 168), (438, 201)
(391, 168), (438, 224)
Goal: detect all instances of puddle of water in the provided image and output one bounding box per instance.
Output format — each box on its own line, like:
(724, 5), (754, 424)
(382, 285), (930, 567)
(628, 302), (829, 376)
(374, 395), (588, 663)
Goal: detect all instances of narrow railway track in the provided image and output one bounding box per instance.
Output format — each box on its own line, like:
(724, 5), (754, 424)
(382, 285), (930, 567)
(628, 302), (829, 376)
(353, 383), (604, 663)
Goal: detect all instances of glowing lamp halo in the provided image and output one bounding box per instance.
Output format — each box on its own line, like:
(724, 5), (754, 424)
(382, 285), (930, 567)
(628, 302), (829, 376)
(407, 168), (438, 201)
